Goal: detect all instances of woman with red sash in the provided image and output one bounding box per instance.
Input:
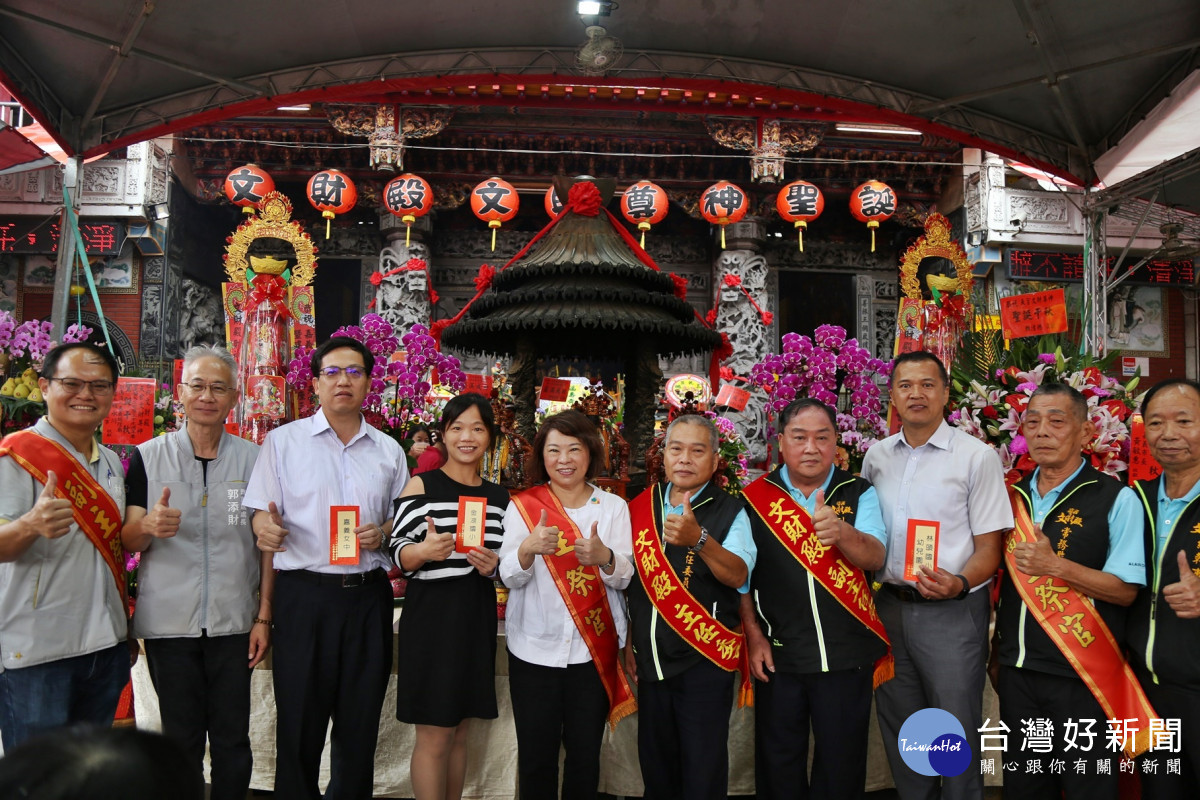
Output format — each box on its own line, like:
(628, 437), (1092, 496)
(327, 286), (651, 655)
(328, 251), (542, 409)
(499, 410), (635, 800)
(390, 393), (508, 800)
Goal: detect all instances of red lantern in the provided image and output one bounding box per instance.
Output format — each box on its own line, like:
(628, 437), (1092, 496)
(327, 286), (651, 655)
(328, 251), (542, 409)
(849, 180), (897, 252)
(384, 173), (434, 247)
(700, 180), (748, 249)
(224, 164), (274, 214)
(621, 180), (668, 248)
(544, 186), (564, 219)
(471, 177), (519, 251)
(307, 169), (357, 239)
(775, 180), (824, 252)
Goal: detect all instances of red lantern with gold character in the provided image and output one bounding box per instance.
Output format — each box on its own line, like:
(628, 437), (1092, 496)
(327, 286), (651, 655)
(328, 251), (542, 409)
(307, 169), (357, 239)
(775, 180), (824, 252)
(471, 177), (519, 251)
(544, 186), (563, 219)
(700, 180), (748, 250)
(384, 173), (434, 247)
(849, 180), (897, 252)
(621, 180), (668, 248)
(224, 164), (274, 214)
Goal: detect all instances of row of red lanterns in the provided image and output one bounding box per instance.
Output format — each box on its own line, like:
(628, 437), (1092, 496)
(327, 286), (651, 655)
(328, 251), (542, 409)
(224, 165), (897, 252)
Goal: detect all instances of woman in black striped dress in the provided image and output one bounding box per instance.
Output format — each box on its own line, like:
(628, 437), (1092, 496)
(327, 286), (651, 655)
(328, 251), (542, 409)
(390, 393), (510, 800)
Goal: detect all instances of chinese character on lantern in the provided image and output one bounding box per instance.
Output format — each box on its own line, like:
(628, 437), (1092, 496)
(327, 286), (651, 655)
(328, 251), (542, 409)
(224, 164), (275, 214)
(775, 180), (824, 252)
(700, 180), (748, 250)
(383, 173), (433, 247)
(544, 186), (564, 219)
(849, 180), (897, 252)
(621, 180), (668, 248)
(471, 177), (519, 252)
(307, 169), (357, 239)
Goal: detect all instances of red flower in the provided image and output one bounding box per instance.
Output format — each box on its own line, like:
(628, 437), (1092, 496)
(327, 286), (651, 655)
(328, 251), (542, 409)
(1102, 398), (1130, 421)
(1083, 366), (1103, 385)
(1005, 393), (1030, 413)
(370, 271), (384, 286)
(723, 274), (742, 288)
(566, 182), (602, 216)
(670, 273), (689, 301)
(981, 405), (999, 420)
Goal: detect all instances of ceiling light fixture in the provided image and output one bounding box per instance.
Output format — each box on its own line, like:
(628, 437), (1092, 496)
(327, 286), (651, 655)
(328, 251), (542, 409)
(835, 123), (922, 136)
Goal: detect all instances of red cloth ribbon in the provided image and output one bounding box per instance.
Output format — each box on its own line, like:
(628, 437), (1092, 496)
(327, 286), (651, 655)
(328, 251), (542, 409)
(670, 273), (689, 300)
(247, 274), (295, 320)
(567, 182), (602, 216)
(474, 264), (496, 292)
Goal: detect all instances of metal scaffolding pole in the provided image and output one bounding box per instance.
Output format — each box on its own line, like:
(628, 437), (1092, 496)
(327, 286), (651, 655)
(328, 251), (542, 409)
(49, 156), (81, 340)
(1082, 209), (1108, 357)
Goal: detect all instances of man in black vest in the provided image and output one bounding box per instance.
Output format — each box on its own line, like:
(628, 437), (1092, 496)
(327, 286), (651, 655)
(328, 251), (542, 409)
(740, 398), (888, 800)
(1130, 378), (1200, 799)
(994, 383), (1145, 800)
(624, 414), (757, 800)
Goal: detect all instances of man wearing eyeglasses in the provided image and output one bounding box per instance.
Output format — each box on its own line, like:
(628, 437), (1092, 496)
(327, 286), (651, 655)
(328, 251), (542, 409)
(243, 335), (409, 800)
(120, 345), (272, 800)
(0, 342), (131, 749)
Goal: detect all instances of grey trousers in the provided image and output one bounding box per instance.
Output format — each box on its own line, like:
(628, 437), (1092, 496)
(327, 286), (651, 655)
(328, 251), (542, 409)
(874, 586), (991, 800)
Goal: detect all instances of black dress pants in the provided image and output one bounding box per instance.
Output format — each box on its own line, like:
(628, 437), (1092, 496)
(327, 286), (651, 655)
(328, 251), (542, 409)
(145, 632), (253, 800)
(508, 650), (610, 800)
(636, 659), (735, 800)
(754, 666), (874, 800)
(272, 570), (393, 800)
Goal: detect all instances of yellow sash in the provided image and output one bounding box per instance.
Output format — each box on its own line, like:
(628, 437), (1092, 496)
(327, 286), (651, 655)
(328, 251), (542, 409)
(628, 487), (752, 707)
(512, 485), (636, 727)
(1007, 490), (1158, 758)
(742, 475), (894, 688)
(0, 430), (126, 604)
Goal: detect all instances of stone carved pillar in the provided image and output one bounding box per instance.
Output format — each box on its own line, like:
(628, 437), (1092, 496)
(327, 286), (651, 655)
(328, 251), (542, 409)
(713, 219), (772, 463)
(373, 210), (433, 334)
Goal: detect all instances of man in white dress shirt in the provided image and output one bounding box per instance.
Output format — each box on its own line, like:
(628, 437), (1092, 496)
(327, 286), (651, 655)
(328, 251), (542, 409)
(243, 336), (409, 800)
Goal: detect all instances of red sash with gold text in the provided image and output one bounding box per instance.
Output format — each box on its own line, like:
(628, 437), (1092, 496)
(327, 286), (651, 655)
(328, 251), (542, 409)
(0, 430), (126, 603)
(1007, 491), (1158, 758)
(742, 476), (894, 687)
(628, 488), (753, 707)
(512, 485), (636, 727)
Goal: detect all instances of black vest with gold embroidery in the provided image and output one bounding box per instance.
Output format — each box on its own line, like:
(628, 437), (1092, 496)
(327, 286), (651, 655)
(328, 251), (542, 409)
(997, 464), (1126, 678)
(1129, 476), (1200, 692)
(747, 466), (885, 674)
(627, 482), (746, 682)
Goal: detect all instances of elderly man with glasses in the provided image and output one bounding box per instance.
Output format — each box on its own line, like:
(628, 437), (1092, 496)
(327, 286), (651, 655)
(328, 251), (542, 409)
(243, 335), (409, 800)
(0, 342), (132, 748)
(121, 344), (272, 800)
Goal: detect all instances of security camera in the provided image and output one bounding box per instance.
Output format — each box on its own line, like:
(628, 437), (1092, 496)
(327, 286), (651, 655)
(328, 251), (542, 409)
(1010, 212), (1027, 228)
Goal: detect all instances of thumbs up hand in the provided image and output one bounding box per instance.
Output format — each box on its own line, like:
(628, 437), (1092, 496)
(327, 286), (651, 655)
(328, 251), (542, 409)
(25, 470), (74, 539)
(254, 501), (290, 553)
(419, 516), (456, 562)
(1012, 523), (1060, 578)
(519, 509), (560, 559)
(813, 490), (844, 546)
(575, 520), (613, 568)
(1164, 550), (1200, 619)
(664, 491), (703, 548)
(145, 486), (182, 539)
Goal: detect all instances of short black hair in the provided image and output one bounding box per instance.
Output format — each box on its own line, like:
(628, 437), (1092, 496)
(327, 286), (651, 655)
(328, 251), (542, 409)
(1028, 382), (1088, 421)
(438, 392), (496, 447)
(40, 342), (119, 382)
(1141, 378), (1200, 416)
(778, 398), (837, 431)
(530, 409), (604, 483)
(889, 350), (948, 387)
(310, 336), (374, 378)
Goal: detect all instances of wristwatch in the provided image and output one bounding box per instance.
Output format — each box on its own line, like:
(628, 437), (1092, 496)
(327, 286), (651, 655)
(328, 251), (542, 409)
(692, 527), (710, 554)
(954, 573), (970, 600)
(601, 547), (615, 570)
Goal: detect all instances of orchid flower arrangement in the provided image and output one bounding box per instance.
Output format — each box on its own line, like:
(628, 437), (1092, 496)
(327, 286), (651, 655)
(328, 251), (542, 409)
(285, 315), (466, 439)
(748, 325), (889, 472)
(949, 333), (1138, 483)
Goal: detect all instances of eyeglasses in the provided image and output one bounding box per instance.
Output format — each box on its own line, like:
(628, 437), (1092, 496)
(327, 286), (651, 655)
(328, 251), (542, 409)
(48, 377), (116, 396)
(184, 382), (232, 398)
(319, 366), (367, 380)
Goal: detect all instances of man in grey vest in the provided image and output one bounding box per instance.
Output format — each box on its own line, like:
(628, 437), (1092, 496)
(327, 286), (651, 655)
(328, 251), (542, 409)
(122, 345), (273, 800)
